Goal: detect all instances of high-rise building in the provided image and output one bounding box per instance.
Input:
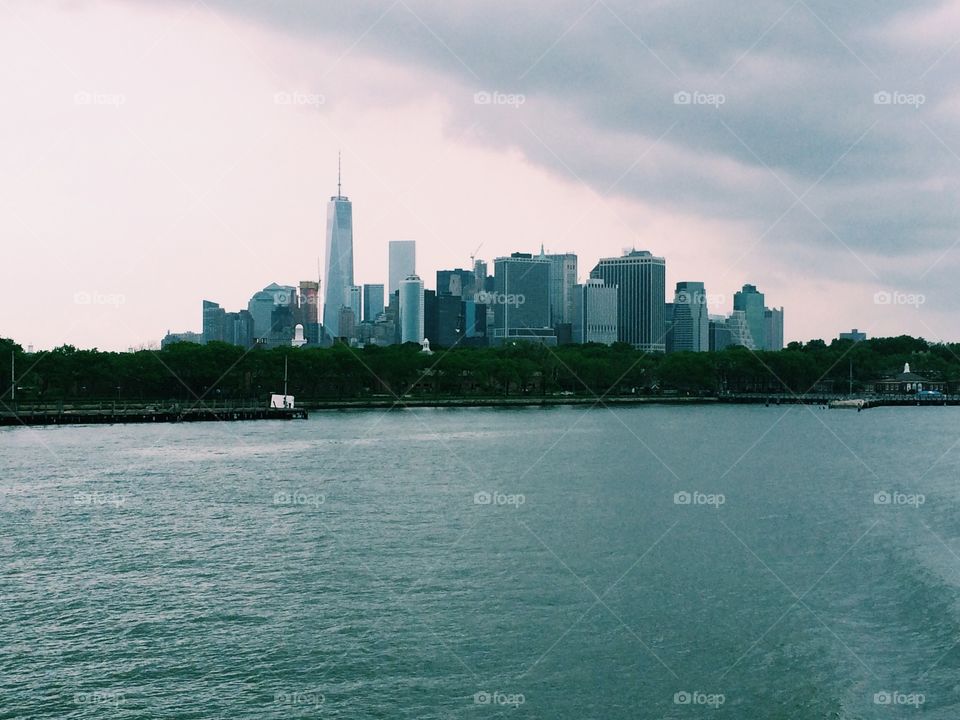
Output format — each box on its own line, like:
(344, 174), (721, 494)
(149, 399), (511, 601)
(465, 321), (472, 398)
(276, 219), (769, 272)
(589, 250), (666, 352)
(363, 284), (385, 322)
(437, 268), (477, 299)
(491, 253), (554, 345)
(323, 163), (354, 341)
(298, 281), (320, 326)
(725, 310), (755, 349)
(399, 274), (425, 344)
(338, 306), (356, 343)
(436, 294), (465, 347)
(296, 280), (321, 347)
(664, 302), (675, 353)
(541, 248), (578, 328)
(247, 283), (297, 345)
(389, 241), (416, 296)
(462, 299), (487, 342)
(763, 307), (784, 351)
(224, 310), (254, 348)
(202, 300), (225, 344)
(670, 282), (709, 352)
(473, 260), (488, 297)
(733, 284), (765, 351)
(572, 279), (618, 345)
(347, 285), (362, 324)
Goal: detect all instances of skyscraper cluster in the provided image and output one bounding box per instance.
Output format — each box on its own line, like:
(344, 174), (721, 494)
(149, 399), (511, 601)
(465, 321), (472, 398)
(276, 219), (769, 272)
(163, 172), (785, 353)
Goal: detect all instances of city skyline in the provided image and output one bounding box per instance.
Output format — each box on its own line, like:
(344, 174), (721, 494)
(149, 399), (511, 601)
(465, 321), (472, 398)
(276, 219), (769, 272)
(79, 166), (797, 353)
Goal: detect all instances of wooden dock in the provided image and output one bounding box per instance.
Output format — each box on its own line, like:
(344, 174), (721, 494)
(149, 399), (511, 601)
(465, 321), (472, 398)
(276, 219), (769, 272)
(0, 404), (307, 427)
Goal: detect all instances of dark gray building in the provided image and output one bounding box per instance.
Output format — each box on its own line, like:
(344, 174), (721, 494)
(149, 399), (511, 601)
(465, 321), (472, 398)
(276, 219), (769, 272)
(490, 253), (554, 345)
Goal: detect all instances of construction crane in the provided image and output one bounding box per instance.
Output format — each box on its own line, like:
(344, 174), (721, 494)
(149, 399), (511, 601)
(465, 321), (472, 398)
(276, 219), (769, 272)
(469, 242), (484, 267)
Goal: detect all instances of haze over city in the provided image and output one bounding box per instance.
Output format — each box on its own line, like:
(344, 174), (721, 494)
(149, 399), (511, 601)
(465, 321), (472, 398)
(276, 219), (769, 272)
(4, 0), (960, 350)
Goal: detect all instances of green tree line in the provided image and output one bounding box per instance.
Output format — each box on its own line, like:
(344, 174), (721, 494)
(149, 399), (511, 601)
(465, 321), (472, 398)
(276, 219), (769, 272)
(0, 335), (956, 404)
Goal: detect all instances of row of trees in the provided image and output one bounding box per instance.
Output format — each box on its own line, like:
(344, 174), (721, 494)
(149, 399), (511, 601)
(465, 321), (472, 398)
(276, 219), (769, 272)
(0, 335), (954, 404)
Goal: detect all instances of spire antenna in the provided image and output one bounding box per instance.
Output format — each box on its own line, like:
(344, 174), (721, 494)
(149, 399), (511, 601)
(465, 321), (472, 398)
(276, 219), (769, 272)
(337, 151), (342, 197)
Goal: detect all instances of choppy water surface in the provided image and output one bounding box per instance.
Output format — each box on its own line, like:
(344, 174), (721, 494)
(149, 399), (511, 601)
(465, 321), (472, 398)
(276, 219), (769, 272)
(2, 405), (960, 718)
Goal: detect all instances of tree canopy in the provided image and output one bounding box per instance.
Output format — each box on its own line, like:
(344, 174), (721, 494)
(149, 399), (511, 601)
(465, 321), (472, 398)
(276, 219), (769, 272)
(0, 335), (955, 404)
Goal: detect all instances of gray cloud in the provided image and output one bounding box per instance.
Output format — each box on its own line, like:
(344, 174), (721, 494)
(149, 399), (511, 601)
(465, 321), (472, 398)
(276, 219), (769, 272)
(133, 0), (960, 298)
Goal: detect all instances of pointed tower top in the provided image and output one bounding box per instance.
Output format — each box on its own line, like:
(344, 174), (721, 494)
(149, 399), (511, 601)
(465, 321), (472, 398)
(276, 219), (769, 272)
(337, 151), (342, 197)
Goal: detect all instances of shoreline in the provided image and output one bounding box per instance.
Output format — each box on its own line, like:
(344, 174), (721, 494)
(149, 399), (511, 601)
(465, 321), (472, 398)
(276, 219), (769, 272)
(4, 393), (958, 427)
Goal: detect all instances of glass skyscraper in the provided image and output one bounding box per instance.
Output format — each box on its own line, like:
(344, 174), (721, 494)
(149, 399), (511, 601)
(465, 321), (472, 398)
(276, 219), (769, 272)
(491, 253), (553, 344)
(323, 171), (354, 341)
(670, 281), (709, 352)
(399, 274), (425, 344)
(363, 284), (385, 322)
(733, 284), (765, 351)
(541, 249), (578, 328)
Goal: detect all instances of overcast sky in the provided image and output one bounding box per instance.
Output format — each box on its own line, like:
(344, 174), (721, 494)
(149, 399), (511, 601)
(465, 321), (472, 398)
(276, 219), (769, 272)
(3, 0), (959, 350)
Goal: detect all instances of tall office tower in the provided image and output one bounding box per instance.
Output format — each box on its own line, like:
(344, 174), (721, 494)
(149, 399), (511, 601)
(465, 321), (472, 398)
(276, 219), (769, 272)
(298, 281), (320, 326)
(399, 274), (425, 344)
(541, 248), (578, 328)
(670, 281), (710, 352)
(725, 310), (756, 349)
(733, 284), (765, 351)
(491, 253), (554, 344)
(763, 307), (784, 351)
(363, 284), (385, 322)
(473, 260), (488, 298)
(389, 240), (416, 296)
(323, 160), (354, 340)
(202, 300), (225, 344)
(572, 279), (618, 345)
(589, 250), (666, 352)
(437, 268), (477, 298)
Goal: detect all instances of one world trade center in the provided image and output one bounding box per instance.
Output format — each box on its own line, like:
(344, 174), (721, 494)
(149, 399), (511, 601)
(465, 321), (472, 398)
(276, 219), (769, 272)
(322, 158), (354, 341)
